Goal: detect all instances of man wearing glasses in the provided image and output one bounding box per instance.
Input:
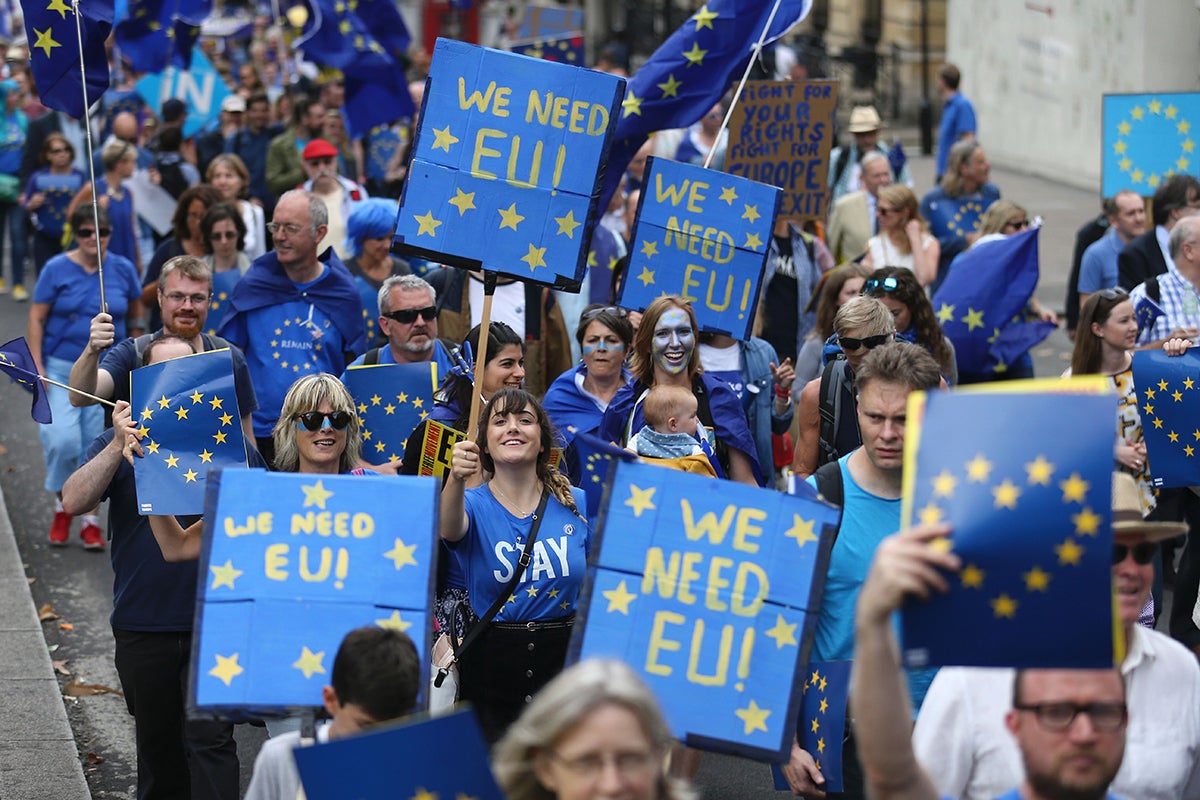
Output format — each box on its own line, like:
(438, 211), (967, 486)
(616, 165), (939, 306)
(299, 137), (368, 259)
(68, 255), (259, 445)
(342, 274), (454, 378)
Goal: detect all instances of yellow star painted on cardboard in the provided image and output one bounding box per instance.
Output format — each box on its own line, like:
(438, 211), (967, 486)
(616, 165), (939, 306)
(302, 479), (334, 509)
(636, 266), (655, 286)
(764, 614), (798, 648)
(498, 203), (525, 231)
(384, 538), (418, 570)
(209, 559), (243, 590)
(431, 125), (459, 152)
(521, 243), (548, 272)
(448, 188), (475, 215)
(292, 646), (326, 679)
(744, 232), (763, 249)
(624, 484), (656, 517)
(555, 210), (581, 238)
(641, 240), (659, 258)
(376, 610), (413, 631)
(602, 579), (637, 614)
(735, 699), (770, 734)
(414, 210), (442, 237)
(742, 204), (761, 223)
(209, 653), (244, 686)
(784, 515), (819, 548)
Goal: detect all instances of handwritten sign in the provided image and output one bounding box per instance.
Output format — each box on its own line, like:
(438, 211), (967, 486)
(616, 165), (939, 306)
(392, 38), (624, 288)
(571, 460), (838, 760)
(726, 80), (838, 223)
(617, 157), (780, 339)
(190, 470), (437, 714)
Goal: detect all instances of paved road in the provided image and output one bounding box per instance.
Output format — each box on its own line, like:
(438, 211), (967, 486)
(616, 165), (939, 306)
(0, 150), (1099, 798)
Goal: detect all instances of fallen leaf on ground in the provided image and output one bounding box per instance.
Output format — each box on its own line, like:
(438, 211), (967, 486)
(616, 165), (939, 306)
(52, 660), (70, 676)
(58, 622), (74, 631)
(64, 681), (123, 698)
(86, 753), (104, 764)
(37, 604), (59, 622)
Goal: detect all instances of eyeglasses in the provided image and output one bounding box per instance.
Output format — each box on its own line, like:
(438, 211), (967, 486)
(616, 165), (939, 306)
(209, 231), (239, 241)
(1112, 541), (1157, 565)
(306, 157), (335, 166)
(837, 333), (892, 352)
(1097, 287), (1129, 300)
(544, 749), (659, 779)
(48, 147), (70, 155)
(163, 292), (211, 306)
(266, 222), (307, 236)
(1013, 702), (1128, 733)
(383, 306), (437, 325)
(864, 277), (900, 293)
(294, 410), (353, 431)
(1005, 219), (1030, 230)
(76, 227), (112, 239)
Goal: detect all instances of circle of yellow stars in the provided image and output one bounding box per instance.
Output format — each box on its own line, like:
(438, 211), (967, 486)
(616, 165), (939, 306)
(271, 316), (332, 374)
(1113, 97), (1194, 190)
(355, 386), (430, 462)
(138, 389), (235, 488)
(1141, 374), (1200, 459)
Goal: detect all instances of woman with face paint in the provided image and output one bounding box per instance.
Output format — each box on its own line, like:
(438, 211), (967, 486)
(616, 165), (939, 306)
(599, 296), (764, 486)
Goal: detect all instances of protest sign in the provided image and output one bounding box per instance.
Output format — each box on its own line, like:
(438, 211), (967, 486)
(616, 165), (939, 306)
(1132, 347), (1200, 488)
(344, 362), (438, 464)
(1102, 92), (1200, 197)
(136, 51), (231, 138)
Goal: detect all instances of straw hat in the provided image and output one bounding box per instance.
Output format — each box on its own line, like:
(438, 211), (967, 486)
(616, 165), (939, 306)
(1112, 472), (1186, 541)
(847, 106), (882, 134)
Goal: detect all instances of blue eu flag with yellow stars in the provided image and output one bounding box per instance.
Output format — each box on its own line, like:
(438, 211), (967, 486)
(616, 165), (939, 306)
(1132, 347), (1200, 488)
(511, 34), (586, 66)
(130, 348), (247, 516)
(900, 389), (1118, 669)
(192, 469), (437, 714)
(932, 227), (1056, 376)
(350, 0), (411, 63)
(343, 362), (438, 465)
(599, 0), (812, 211)
(295, 708), (503, 800)
(1135, 295), (1164, 335)
(114, 0), (208, 73)
(0, 337), (52, 424)
(1102, 92), (1200, 197)
(24, 0), (114, 118)
(771, 659), (851, 792)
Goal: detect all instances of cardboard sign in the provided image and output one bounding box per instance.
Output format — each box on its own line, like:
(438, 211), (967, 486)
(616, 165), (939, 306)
(1101, 92), (1200, 197)
(571, 459), (839, 760)
(392, 38), (624, 288)
(190, 470), (438, 715)
(136, 51), (232, 139)
(726, 80), (838, 222)
(617, 156), (780, 339)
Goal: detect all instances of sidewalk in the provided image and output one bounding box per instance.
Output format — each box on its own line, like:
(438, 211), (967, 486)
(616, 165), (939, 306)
(0, 483), (90, 799)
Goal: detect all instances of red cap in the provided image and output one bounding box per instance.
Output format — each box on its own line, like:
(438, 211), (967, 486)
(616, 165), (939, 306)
(302, 138), (339, 160)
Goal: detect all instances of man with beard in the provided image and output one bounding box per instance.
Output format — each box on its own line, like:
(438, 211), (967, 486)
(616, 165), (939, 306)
(68, 255), (258, 444)
(342, 274), (454, 377)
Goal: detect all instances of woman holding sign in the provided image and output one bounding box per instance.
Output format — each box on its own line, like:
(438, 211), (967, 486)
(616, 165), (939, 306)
(860, 185), (939, 287)
(441, 388), (589, 743)
(600, 296), (762, 486)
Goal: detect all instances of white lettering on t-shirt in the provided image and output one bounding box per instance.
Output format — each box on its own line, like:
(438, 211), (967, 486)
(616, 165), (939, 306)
(493, 541), (515, 582)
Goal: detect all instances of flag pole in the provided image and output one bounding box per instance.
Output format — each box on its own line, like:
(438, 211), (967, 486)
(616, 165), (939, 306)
(70, 0), (107, 313)
(40, 375), (117, 408)
(703, 0), (787, 170)
(466, 270), (498, 440)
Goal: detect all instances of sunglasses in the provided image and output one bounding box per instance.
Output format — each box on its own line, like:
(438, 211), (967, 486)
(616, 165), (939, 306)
(306, 157), (335, 166)
(838, 333), (892, 352)
(1005, 219), (1030, 230)
(295, 410), (353, 431)
(383, 306), (437, 325)
(1112, 542), (1157, 565)
(864, 277), (899, 293)
(582, 305), (628, 322)
(877, 206), (897, 215)
(76, 227), (112, 239)
(209, 231), (239, 241)
(1097, 287), (1129, 300)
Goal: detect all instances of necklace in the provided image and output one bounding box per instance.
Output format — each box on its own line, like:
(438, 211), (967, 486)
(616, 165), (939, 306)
(490, 480), (541, 518)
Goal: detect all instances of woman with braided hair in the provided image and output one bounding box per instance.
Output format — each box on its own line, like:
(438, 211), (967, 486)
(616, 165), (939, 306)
(441, 387), (590, 743)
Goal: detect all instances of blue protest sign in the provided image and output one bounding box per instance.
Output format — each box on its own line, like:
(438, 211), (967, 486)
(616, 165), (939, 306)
(512, 4), (584, 40)
(295, 708), (503, 800)
(901, 389), (1117, 669)
(1102, 92), (1200, 197)
(571, 459), (839, 760)
(344, 362), (438, 463)
(130, 348), (247, 515)
(190, 469), (437, 715)
(616, 157), (781, 339)
(1132, 347), (1200, 488)
(136, 50), (231, 138)
(392, 38), (624, 288)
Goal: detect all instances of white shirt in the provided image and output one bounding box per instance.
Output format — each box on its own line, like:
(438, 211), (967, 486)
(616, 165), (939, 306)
(912, 625), (1200, 800)
(1157, 224), (1172, 271)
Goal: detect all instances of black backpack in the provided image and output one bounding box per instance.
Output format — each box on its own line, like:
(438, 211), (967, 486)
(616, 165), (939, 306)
(154, 153), (190, 201)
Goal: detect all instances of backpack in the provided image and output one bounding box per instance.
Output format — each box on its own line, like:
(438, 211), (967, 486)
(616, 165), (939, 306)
(154, 153), (190, 201)
(816, 358), (853, 468)
(133, 331), (233, 362)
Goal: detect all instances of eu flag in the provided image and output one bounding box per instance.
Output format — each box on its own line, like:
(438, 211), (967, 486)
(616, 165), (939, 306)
(294, 708), (503, 800)
(350, 0), (411, 64)
(511, 34), (586, 66)
(772, 659), (851, 792)
(0, 338), (52, 424)
(24, 0), (115, 118)
(1135, 295), (1164, 335)
(933, 228), (1055, 376)
(568, 431), (638, 521)
(599, 0), (812, 211)
(130, 348), (248, 515)
(115, 0), (209, 73)
(900, 389), (1118, 668)
(1102, 92), (1200, 197)
(1131, 347), (1200, 489)
(343, 362), (438, 464)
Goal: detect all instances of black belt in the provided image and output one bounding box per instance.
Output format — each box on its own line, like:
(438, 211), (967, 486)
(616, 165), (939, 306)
(492, 615), (575, 631)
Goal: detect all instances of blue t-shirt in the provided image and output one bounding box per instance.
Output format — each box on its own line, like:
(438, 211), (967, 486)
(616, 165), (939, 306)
(95, 177), (139, 270)
(452, 485), (590, 622)
(34, 252), (141, 361)
(1077, 228), (1122, 295)
(205, 268), (244, 336)
(24, 169), (86, 237)
(936, 92), (977, 176)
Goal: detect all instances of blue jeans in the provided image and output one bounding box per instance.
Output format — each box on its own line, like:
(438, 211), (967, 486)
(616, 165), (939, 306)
(0, 199), (28, 285)
(39, 356), (103, 493)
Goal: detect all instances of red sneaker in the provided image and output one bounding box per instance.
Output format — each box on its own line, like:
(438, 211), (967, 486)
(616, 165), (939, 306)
(48, 512), (71, 547)
(80, 522), (105, 551)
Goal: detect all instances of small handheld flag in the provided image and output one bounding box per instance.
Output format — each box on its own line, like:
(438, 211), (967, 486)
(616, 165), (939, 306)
(0, 338), (52, 424)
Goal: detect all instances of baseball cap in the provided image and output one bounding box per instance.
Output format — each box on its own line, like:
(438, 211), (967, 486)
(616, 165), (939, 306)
(303, 138), (339, 160)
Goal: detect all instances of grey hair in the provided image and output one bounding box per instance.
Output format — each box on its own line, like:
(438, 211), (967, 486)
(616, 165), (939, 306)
(493, 659), (696, 800)
(860, 150), (888, 169)
(834, 295), (896, 338)
(278, 189), (328, 233)
(1169, 215), (1200, 261)
(271, 373), (361, 474)
(378, 274), (437, 315)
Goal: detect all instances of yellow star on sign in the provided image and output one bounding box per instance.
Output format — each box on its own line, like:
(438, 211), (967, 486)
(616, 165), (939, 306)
(962, 307), (986, 331)
(47, 0), (72, 18)
(992, 479), (1021, 510)
(448, 188), (475, 215)
(1167, 104), (1179, 119)
(990, 593), (1018, 618)
(209, 653), (244, 686)
(742, 204), (761, 223)
(554, 210), (581, 238)
(744, 232), (763, 250)
(521, 243), (548, 272)
(292, 646), (326, 679)
(164, 453), (179, 468)
(498, 203), (525, 231)
(816, 737), (826, 753)
(1113, 140), (1127, 155)
(376, 610), (413, 632)
(621, 91), (643, 118)
(1059, 472), (1089, 504)
(33, 27), (61, 57)
(302, 479), (334, 509)
(431, 125), (459, 152)
(219, 412), (233, 426)
(414, 210), (441, 237)
(918, 503), (944, 526)
(208, 395), (223, 410)
(175, 407), (189, 420)
(146, 441), (160, 454)
(158, 394), (172, 409)
(735, 700), (770, 734)
(641, 240), (659, 258)
(1132, 168), (1145, 184)
(1025, 455), (1055, 485)
(1055, 537), (1084, 566)
(931, 470), (958, 498)
(602, 579), (637, 614)
(411, 789), (438, 800)
(719, 185), (738, 204)
(1072, 507), (1102, 536)
(189, 390), (204, 404)
(625, 484), (657, 517)
(384, 538), (418, 569)
(965, 453), (994, 483)
(764, 614), (798, 648)
(961, 564), (985, 589)
(199, 449), (213, 463)
(682, 41), (707, 67)
(657, 74), (682, 99)
(140, 407), (154, 420)
(1132, 106), (1145, 120)
(692, 3), (719, 29)
(1188, 445), (1197, 457)
(1118, 120), (1131, 136)
(784, 515), (819, 548)
(1149, 98), (1163, 114)
(1181, 120), (1193, 135)
(1023, 566), (1052, 592)
(210, 559), (243, 590)
(183, 469), (198, 483)
(637, 266), (655, 286)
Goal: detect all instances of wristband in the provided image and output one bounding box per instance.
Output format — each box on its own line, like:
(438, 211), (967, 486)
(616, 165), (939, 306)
(774, 386), (790, 399)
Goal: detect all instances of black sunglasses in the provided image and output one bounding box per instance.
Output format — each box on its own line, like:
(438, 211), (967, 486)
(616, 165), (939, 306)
(294, 410), (353, 431)
(1112, 542), (1156, 565)
(77, 227), (112, 238)
(581, 305), (628, 322)
(838, 333), (892, 352)
(864, 277), (899, 293)
(383, 306), (437, 325)
(1098, 287), (1129, 301)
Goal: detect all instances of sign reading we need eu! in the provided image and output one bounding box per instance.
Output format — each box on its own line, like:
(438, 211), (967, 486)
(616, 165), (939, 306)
(571, 459), (838, 760)
(392, 38), (624, 289)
